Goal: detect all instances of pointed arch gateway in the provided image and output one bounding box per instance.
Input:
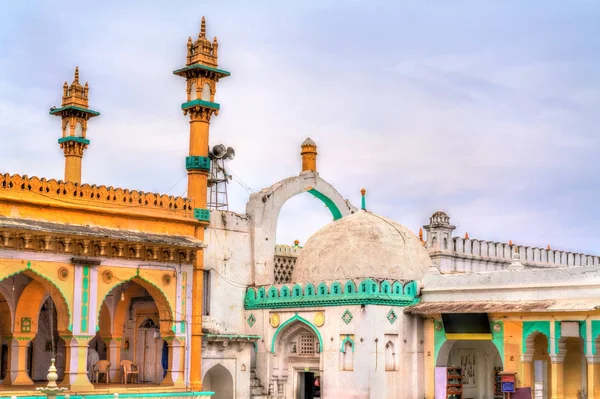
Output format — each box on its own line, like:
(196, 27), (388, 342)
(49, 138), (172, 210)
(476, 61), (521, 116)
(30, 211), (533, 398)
(271, 314), (323, 353)
(247, 171), (356, 286)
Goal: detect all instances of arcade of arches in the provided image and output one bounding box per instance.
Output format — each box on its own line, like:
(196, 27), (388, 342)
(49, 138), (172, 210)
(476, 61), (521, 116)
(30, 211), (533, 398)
(0, 267), (188, 389)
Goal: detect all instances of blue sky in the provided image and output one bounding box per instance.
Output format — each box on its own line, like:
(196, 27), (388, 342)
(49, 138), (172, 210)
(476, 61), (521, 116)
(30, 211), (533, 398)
(1, 1), (600, 253)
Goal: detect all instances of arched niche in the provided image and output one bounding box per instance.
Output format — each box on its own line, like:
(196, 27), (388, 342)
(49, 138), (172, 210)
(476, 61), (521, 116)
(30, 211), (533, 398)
(203, 363), (233, 399)
(246, 172), (356, 286)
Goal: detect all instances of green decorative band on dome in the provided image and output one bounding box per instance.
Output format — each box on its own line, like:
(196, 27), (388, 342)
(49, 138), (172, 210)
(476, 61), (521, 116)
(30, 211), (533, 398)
(58, 137), (90, 145)
(49, 105), (100, 116)
(194, 208), (210, 222)
(181, 99), (220, 111)
(245, 279), (419, 310)
(186, 156), (211, 171)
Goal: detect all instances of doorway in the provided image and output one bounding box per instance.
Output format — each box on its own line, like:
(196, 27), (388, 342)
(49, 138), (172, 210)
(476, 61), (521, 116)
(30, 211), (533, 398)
(297, 371), (321, 399)
(136, 318), (159, 383)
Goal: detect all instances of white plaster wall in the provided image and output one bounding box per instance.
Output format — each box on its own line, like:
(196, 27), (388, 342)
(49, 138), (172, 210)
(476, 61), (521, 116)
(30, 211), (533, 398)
(248, 306), (423, 399)
(421, 266), (600, 303)
(202, 345), (252, 399)
(203, 211), (252, 335)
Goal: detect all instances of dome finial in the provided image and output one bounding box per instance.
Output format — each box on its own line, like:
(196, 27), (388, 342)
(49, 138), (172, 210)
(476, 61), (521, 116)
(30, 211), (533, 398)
(547, 244), (551, 250)
(360, 188), (366, 210)
(74, 66), (79, 83)
(200, 16), (206, 37)
(294, 239), (299, 247)
(419, 227), (424, 244)
(464, 232), (469, 239)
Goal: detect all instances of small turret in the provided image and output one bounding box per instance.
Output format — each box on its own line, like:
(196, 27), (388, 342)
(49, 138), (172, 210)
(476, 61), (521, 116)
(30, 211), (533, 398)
(301, 138), (318, 173)
(423, 210), (456, 250)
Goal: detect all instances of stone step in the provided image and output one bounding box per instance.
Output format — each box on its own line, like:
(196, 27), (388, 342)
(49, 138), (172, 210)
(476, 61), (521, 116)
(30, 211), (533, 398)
(251, 386), (267, 396)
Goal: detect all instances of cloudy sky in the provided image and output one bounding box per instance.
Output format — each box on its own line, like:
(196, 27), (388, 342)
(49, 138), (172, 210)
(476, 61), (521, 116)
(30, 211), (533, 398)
(1, 1), (599, 253)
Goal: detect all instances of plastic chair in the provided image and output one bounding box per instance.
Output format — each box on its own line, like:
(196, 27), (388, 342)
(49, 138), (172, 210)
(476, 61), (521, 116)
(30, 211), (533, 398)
(120, 360), (140, 384)
(93, 360), (110, 384)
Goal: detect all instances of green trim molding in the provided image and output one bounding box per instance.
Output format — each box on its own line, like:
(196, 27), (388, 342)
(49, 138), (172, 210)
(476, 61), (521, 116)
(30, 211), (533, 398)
(81, 266), (90, 333)
(271, 313), (323, 353)
(186, 156), (211, 171)
(592, 320), (600, 355)
(307, 188), (342, 220)
(49, 105), (100, 117)
(433, 320), (446, 364)
(491, 321), (504, 364)
(245, 279), (419, 310)
(173, 63), (231, 78)
(340, 335), (355, 352)
(181, 99), (220, 111)
(580, 320), (588, 355)
(522, 321), (551, 353)
(194, 208), (210, 222)
(554, 320), (561, 355)
(58, 136), (90, 145)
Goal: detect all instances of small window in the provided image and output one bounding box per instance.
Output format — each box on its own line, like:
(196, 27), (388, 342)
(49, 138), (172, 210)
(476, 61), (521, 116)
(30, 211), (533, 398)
(202, 82), (211, 101)
(74, 122), (83, 137)
(190, 82), (198, 100)
(202, 270), (210, 316)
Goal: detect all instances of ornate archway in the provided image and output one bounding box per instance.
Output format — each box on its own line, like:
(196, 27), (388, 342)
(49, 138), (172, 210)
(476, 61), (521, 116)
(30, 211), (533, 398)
(246, 172), (356, 285)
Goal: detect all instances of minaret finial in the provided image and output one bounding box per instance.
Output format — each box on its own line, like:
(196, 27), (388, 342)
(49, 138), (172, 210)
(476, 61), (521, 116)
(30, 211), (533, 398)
(360, 188), (366, 210)
(201, 16), (206, 37)
(74, 66), (79, 83)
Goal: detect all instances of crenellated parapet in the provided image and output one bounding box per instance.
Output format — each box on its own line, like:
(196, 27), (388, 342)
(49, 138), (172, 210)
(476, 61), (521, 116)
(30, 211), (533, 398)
(0, 173), (194, 215)
(424, 210), (600, 272)
(245, 279), (419, 309)
(450, 236), (600, 268)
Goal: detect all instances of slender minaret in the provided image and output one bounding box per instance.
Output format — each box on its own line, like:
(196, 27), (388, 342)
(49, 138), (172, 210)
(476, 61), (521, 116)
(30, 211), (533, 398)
(50, 67), (100, 184)
(173, 17), (230, 390)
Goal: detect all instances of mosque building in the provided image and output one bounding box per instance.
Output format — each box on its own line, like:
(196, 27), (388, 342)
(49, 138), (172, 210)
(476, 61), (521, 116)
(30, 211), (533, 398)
(1, 16), (599, 399)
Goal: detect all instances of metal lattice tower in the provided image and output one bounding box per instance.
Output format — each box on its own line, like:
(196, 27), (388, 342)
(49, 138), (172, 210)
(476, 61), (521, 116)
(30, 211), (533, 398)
(207, 144), (234, 211)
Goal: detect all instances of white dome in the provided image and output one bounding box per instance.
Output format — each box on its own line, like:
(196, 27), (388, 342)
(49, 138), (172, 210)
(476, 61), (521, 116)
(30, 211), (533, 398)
(291, 210), (432, 283)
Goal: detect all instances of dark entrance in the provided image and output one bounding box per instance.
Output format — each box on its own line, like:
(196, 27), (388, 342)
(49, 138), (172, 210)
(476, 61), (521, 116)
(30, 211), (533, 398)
(297, 372), (320, 399)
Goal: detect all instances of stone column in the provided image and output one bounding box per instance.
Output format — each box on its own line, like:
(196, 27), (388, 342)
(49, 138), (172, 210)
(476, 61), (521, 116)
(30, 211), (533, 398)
(59, 335), (94, 390)
(521, 351), (534, 389)
(550, 356), (565, 399)
(588, 355), (600, 399)
(103, 337), (122, 383)
(161, 337), (185, 387)
(2, 335), (34, 385)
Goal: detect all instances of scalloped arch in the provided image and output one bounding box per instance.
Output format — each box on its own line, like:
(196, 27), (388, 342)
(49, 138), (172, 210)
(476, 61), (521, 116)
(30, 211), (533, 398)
(1, 267), (72, 332)
(270, 314), (323, 353)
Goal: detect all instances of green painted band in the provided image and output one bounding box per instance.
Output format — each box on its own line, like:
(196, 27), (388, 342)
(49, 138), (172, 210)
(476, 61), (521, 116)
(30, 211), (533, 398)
(307, 188), (342, 220)
(49, 105), (100, 116)
(173, 63), (231, 77)
(204, 334), (262, 339)
(186, 156), (211, 171)
(181, 99), (220, 111)
(194, 208), (210, 222)
(58, 137), (90, 145)
(245, 296), (418, 310)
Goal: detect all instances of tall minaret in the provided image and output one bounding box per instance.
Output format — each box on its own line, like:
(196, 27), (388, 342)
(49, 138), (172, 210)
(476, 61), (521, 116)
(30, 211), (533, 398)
(173, 17), (230, 390)
(50, 67), (100, 184)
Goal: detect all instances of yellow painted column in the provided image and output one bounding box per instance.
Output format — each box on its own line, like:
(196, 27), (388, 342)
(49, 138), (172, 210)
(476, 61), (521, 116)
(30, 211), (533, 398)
(60, 335), (94, 390)
(64, 155), (82, 183)
(588, 358), (600, 399)
(187, 118), (210, 205)
(551, 360), (565, 399)
(187, 110), (211, 391)
(161, 338), (185, 387)
(2, 336), (34, 385)
(423, 319), (435, 399)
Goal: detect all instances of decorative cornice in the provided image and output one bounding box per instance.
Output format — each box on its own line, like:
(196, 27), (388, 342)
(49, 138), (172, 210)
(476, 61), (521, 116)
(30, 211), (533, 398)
(245, 279), (419, 310)
(173, 64), (230, 78)
(50, 105), (100, 117)
(0, 173), (194, 216)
